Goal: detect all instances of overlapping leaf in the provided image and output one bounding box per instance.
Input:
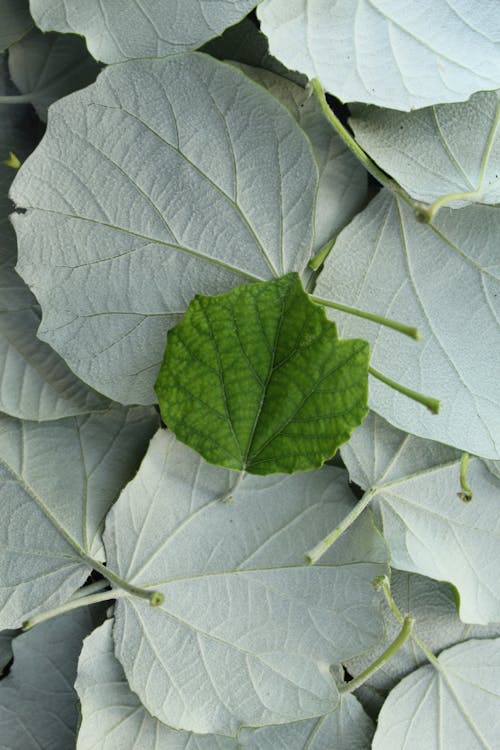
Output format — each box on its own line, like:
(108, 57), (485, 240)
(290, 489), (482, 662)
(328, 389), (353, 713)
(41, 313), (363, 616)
(11, 53), (321, 404)
(156, 274), (369, 474)
(8, 28), (100, 121)
(341, 412), (500, 624)
(0, 608), (102, 748)
(314, 190), (500, 459)
(0, 0), (32, 51)
(29, 0), (258, 63)
(258, 0), (500, 110)
(0, 406), (158, 629)
(372, 638), (500, 748)
(104, 429), (388, 735)
(350, 90), (500, 207)
(0, 630), (15, 675)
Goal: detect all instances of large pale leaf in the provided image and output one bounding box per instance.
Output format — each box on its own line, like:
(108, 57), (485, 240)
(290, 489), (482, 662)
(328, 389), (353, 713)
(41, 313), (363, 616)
(0, 66), (111, 420)
(347, 570), (500, 717)
(258, 0), (500, 110)
(372, 638), (500, 749)
(11, 53), (320, 405)
(236, 64), (368, 248)
(350, 90), (500, 207)
(314, 190), (500, 459)
(341, 412), (500, 624)
(240, 694), (374, 748)
(104, 429), (388, 735)
(0, 608), (101, 749)
(0, 0), (32, 51)
(29, 0), (258, 63)
(156, 274), (369, 474)
(8, 28), (101, 121)
(0, 406), (158, 629)
(76, 619), (238, 750)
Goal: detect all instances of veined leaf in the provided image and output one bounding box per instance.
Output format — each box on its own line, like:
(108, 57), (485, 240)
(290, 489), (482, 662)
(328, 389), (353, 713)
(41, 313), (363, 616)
(11, 53), (320, 404)
(0, 0), (32, 51)
(0, 406), (158, 629)
(258, 0), (500, 110)
(372, 638), (500, 749)
(76, 620), (238, 750)
(8, 28), (101, 121)
(350, 90), (500, 208)
(0, 608), (102, 748)
(29, 0), (258, 63)
(104, 429), (388, 735)
(314, 190), (500, 459)
(156, 274), (369, 474)
(341, 412), (500, 624)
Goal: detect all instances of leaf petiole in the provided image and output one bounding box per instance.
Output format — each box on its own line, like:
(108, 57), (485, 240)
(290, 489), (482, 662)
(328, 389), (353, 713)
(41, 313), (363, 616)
(458, 452), (473, 502)
(313, 296), (421, 341)
(80, 555), (164, 607)
(22, 589), (130, 630)
(368, 366), (440, 414)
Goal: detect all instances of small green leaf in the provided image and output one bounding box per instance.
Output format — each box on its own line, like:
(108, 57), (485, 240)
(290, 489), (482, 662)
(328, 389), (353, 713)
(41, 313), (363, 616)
(155, 273), (369, 475)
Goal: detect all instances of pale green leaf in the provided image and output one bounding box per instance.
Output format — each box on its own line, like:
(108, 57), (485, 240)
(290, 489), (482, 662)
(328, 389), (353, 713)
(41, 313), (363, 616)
(350, 90), (500, 207)
(11, 53), (320, 404)
(372, 638), (500, 749)
(341, 412), (500, 624)
(347, 570), (500, 718)
(314, 190), (500, 459)
(8, 28), (101, 121)
(0, 608), (101, 749)
(29, 0), (258, 63)
(0, 406), (158, 629)
(258, 0), (500, 110)
(76, 620), (238, 750)
(0, 0), (32, 51)
(104, 429), (388, 735)
(156, 274), (369, 474)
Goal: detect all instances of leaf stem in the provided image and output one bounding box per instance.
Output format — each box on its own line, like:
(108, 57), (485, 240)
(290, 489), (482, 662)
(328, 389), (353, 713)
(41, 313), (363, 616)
(309, 238), (336, 270)
(80, 555), (164, 607)
(68, 578), (111, 601)
(306, 489), (376, 564)
(309, 79), (415, 209)
(341, 614), (414, 694)
(312, 296), (421, 340)
(458, 452), (473, 502)
(218, 470), (247, 503)
(22, 589), (130, 630)
(369, 366), (440, 414)
(415, 191), (479, 223)
(0, 94), (34, 105)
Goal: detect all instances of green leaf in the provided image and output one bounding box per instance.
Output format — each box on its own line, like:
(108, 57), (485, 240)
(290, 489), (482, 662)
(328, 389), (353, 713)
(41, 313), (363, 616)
(350, 90), (500, 209)
(11, 53), (321, 405)
(155, 274), (369, 475)
(0, 608), (101, 748)
(257, 0), (500, 110)
(341, 412), (500, 624)
(103, 429), (388, 735)
(0, 0), (32, 51)
(0, 406), (158, 629)
(372, 638), (500, 749)
(314, 190), (500, 459)
(8, 28), (101, 121)
(76, 620), (239, 750)
(347, 570), (500, 718)
(29, 0), (258, 63)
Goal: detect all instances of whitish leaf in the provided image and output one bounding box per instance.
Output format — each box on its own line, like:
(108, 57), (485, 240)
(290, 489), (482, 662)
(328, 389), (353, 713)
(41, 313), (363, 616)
(240, 694), (374, 748)
(0, 630), (15, 675)
(0, 608), (101, 749)
(0, 70), (111, 420)
(76, 619), (238, 750)
(156, 274), (369, 474)
(11, 53), (320, 405)
(341, 412), (500, 624)
(314, 190), (500, 459)
(347, 570), (500, 717)
(485, 459), (500, 480)
(236, 64), (368, 248)
(8, 28), (101, 121)
(350, 90), (500, 207)
(29, 0), (258, 63)
(104, 429), (388, 735)
(258, 0), (500, 111)
(0, 406), (158, 629)
(0, 0), (32, 51)
(372, 638), (500, 749)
